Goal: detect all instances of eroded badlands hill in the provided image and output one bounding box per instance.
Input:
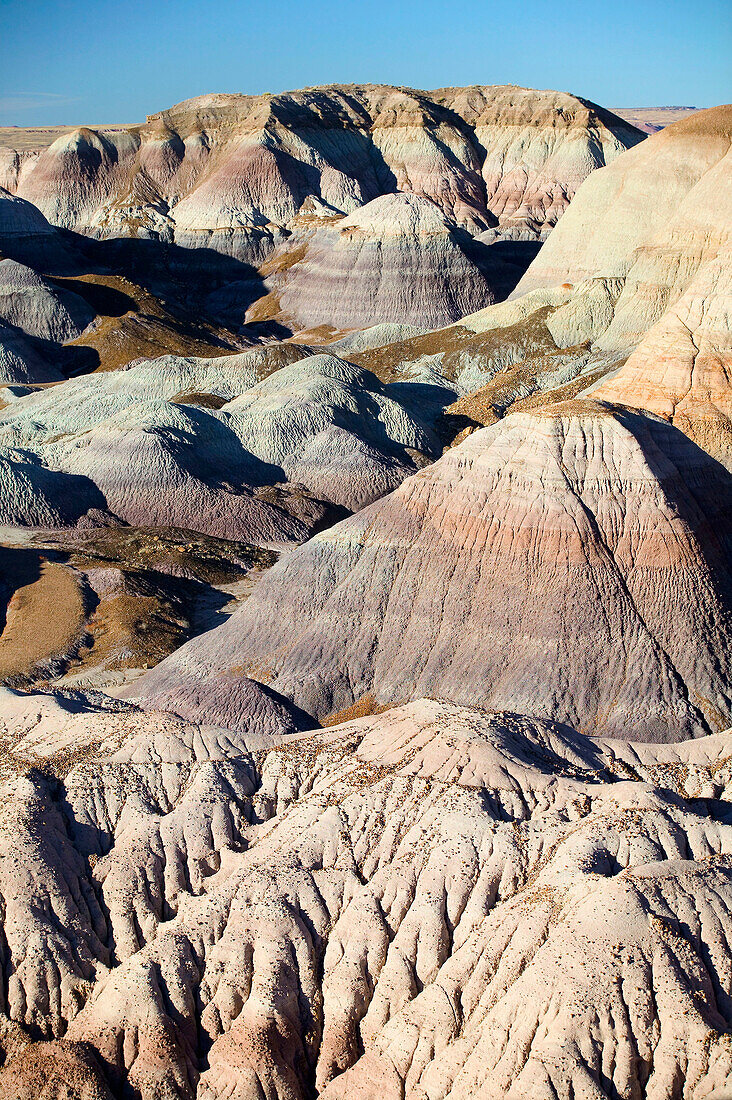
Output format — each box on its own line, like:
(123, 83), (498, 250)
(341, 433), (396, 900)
(0, 186), (249, 385)
(0, 350), (446, 541)
(0, 692), (729, 1099)
(0, 85), (642, 331)
(1, 85), (641, 246)
(348, 106), (732, 466)
(0, 95), (729, 1100)
(134, 402), (732, 740)
(252, 192), (503, 331)
(134, 107), (732, 741)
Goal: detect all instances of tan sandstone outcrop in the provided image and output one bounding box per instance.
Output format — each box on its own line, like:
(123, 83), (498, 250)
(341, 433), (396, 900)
(591, 241), (732, 468)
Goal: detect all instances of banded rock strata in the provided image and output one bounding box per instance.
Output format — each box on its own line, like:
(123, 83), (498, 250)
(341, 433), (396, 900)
(350, 106), (732, 464)
(0, 85), (642, 249)
(0, 187), (246, 385)
(0, 93), (728, 1100)
(120, 108), (732, 738)
(0, 86), (642, 330)
(133, 401), (732, 741)
(0, 350), (446, 540)
(0, 258), (94, 343)
(252, 192), (505, 331)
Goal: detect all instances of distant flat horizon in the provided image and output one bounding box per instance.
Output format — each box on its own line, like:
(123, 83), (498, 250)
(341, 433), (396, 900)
(611, 105), (703, 133)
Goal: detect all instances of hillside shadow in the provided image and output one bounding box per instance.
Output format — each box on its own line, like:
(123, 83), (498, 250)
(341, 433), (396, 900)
(0, 228), (272, 378)
(2, 227), (269, 322)
(79, 234), (270, 317)
(611, 405), (732, 584)
(464, 234), (543, 298)
(47, 275), (137, 316)
(0, 546), (42, 634)
(0, 318), (101, 377)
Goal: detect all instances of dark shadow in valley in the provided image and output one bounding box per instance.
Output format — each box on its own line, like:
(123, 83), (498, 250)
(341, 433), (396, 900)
(47, 274), (138, 316)
(466, 235), (543, 298)
(0, 546), (42, 635)
(3, 227), (270, 331)
(77, 234), (270, 322)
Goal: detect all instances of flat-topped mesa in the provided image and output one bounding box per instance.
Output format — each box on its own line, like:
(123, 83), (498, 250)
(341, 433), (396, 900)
(611, 106), (700, 134)
(1, 83), (643, 259)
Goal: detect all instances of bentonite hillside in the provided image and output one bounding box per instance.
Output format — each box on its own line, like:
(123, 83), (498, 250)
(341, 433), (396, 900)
(0, 83), (729, 1100)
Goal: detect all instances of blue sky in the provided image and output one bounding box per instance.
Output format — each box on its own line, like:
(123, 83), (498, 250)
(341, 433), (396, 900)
(1, 0), (730, 126)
